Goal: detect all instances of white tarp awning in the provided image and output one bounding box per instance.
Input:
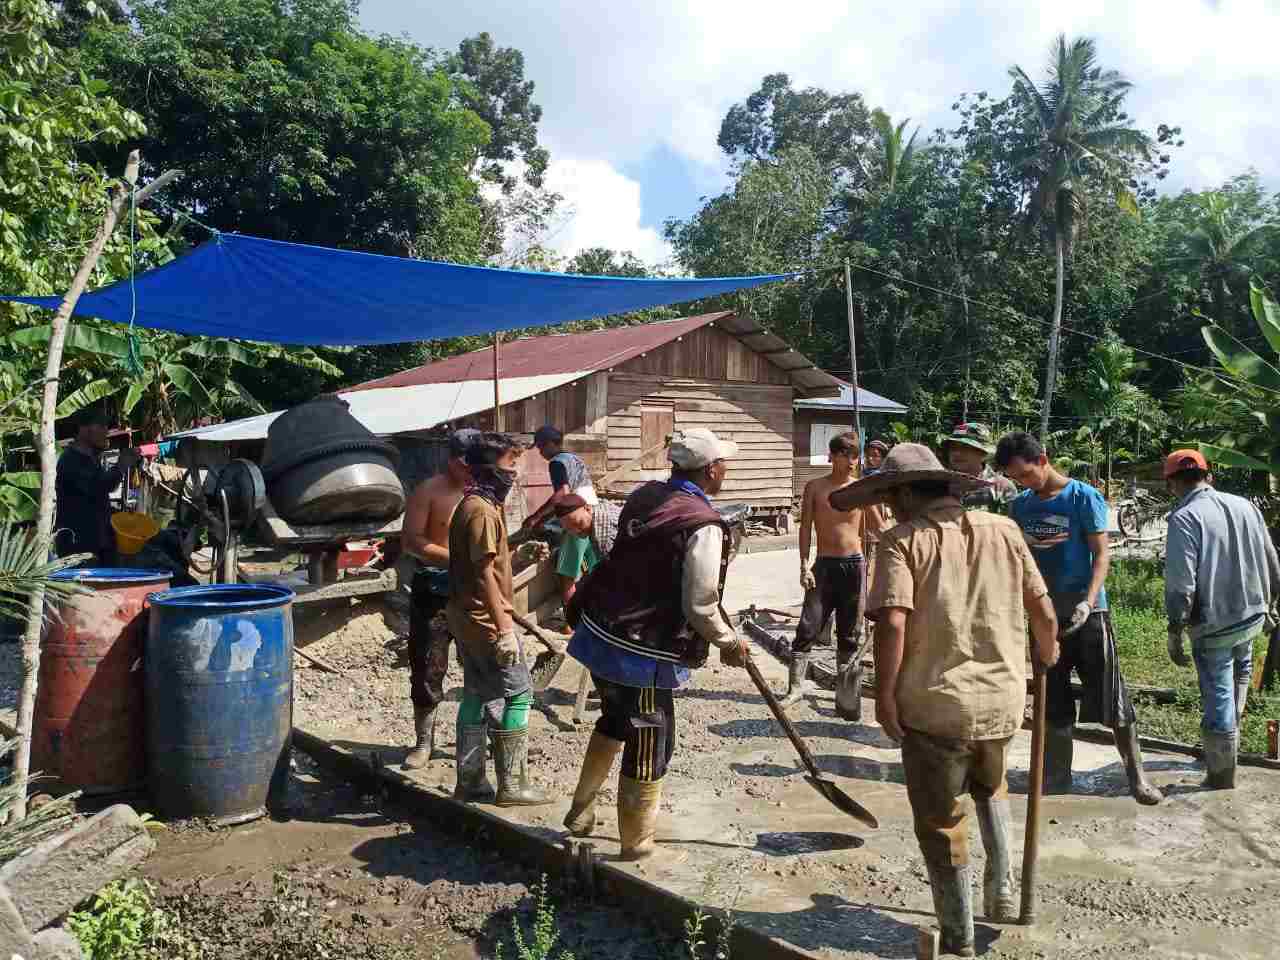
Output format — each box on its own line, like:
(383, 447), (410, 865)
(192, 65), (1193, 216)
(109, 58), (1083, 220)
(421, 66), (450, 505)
(167, 372), (590, 442)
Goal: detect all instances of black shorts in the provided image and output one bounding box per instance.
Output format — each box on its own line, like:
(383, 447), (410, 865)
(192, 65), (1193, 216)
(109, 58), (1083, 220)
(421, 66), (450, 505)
(794, 555), (865, 658)
(1046, 608), (1136, 730)
(592, 676), (675, 782)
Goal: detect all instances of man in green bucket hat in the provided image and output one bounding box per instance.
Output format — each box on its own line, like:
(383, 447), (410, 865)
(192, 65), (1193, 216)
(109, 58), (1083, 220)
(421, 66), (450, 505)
(943, 423), (1016, 513)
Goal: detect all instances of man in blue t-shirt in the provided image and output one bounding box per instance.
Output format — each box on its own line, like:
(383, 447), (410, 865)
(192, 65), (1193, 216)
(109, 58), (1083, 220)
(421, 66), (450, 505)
(996, 432), (1162, 806)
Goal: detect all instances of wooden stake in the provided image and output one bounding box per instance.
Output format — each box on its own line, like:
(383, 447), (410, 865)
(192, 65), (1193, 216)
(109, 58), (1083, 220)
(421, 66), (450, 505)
(843, 260), (863, 467)
(493, 332), (503, 432)
(1020, 667), (1047, 924)
(11, 152), (181, 820)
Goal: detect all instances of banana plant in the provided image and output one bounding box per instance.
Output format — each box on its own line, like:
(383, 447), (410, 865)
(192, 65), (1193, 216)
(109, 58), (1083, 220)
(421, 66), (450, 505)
(1193, 283), (1280, 481)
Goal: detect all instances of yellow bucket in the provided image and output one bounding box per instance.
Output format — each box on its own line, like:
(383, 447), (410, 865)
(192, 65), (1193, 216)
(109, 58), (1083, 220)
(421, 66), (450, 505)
(111, 512), (160, 555)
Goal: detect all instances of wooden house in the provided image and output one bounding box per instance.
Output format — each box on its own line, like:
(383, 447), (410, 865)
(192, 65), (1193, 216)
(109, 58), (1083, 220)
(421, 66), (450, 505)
(346, 312), (842, 516)
(791, 384), (908, 501)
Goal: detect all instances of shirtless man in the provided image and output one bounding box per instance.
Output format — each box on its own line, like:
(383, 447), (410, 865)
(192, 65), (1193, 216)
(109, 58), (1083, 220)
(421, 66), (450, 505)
(400, 429), (480, 769)
(783, 431), (869, 720)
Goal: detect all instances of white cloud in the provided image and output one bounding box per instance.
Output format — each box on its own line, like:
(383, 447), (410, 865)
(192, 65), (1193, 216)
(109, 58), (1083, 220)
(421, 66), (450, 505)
(539, 153), (673, 266)
(362, 0), (1280, 237)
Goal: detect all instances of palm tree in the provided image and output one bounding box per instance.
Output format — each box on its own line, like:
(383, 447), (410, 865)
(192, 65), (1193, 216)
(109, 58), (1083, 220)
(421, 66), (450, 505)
(1069, 334), (1155, 492)
(1009, 35), (1151, 438)
(870, 109), (922, 193)
(1170, 192), (1278, 332)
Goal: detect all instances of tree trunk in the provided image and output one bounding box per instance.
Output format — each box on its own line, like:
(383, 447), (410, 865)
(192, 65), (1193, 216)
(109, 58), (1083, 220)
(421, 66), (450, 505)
(1106, 434), (1113, 499)
(1038, 231), (1066, 440)
(11, 153), (180, 821)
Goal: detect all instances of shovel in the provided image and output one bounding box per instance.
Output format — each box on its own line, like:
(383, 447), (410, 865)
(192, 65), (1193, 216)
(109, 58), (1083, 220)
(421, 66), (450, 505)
(510, 610), (569, 694)
(742, 653), (878, 829)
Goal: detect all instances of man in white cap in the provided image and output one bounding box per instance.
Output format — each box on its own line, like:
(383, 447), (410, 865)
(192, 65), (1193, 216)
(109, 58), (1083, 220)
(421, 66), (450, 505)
(832, 443), (1059, 957)
(562, 427), (751, 860)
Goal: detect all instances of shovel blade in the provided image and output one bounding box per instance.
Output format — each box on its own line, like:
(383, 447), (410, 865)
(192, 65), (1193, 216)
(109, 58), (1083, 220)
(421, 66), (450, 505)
(530, 651), (567, 693)
(805, 775), (879, 829)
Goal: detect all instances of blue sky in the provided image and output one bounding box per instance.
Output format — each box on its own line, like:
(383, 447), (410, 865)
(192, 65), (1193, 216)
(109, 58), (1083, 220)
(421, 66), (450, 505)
(360, 0), (1280, 266)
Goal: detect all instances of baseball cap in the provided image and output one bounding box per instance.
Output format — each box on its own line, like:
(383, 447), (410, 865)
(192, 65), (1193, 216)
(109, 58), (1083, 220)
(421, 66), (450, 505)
(1163, 448), (1208, 478)
(668, 428), (738, 470)
(945, 422), (995, 455)
(533, 425), (563, 446)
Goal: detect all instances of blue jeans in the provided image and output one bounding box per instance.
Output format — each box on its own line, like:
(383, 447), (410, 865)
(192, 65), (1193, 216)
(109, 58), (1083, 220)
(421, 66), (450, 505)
(1192, 639), (1254, 733)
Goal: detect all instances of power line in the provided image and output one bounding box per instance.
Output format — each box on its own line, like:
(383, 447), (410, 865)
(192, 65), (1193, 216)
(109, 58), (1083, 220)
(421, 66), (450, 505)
(842, 261), (1280, 398)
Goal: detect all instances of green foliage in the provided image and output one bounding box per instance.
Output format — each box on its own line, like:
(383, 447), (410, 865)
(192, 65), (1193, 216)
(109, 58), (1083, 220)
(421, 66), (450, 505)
(1192, 284), (1280, 477)
(0, 523), (88, 611)
(492, 875), (574, 960)
(0, 737), (79, 864)
(67, 879), (197, 960)
(1068, 334), (1166, 482)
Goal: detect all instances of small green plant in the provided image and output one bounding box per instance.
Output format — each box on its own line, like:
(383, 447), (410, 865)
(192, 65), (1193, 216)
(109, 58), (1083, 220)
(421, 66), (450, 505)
(494, 874), (574, 960)
(683, 867), (739, 960)
(66, 879), (197, 960)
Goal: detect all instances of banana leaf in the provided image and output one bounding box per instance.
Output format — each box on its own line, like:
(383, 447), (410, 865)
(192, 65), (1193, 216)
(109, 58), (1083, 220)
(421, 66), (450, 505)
(54, 379), (122, 420)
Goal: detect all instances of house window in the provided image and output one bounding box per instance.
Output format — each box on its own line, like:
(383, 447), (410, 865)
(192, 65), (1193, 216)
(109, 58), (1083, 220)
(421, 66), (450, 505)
(809, 422), (859, 465)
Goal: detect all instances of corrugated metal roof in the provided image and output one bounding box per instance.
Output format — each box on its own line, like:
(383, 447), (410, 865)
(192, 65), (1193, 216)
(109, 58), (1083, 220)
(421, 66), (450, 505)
(346, 311), (845, 395)
(167, 372), (588, 442)
(347, 313), (728, 390)
(793, 383), (907, 414)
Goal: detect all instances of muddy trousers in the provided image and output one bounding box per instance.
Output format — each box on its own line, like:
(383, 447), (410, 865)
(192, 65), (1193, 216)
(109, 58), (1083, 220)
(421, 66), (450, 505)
(793, 555), (865, 659)
(900, 728), (1012, 867)
(408, 572), (451, 711)
(591, 676), (675, 782)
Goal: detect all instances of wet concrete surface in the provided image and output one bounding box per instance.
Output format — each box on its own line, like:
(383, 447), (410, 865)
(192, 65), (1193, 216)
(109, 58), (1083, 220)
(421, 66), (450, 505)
(290, 550), (1280, 959)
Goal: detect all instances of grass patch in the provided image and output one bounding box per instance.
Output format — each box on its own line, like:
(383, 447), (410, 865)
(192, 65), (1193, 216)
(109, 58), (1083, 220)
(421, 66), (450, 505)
(1108, 557), (1277, 755)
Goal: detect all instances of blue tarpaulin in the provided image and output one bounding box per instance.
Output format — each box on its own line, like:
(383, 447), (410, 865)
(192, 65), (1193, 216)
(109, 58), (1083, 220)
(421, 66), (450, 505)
(1, 234), (793, 346)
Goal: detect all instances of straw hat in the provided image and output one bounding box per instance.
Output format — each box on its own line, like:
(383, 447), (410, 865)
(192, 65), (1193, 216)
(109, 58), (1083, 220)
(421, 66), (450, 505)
(829, 443), (990, 510)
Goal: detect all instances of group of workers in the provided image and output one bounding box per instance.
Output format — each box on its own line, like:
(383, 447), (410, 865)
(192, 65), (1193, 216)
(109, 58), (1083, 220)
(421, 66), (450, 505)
(398, 414), (1277, 958)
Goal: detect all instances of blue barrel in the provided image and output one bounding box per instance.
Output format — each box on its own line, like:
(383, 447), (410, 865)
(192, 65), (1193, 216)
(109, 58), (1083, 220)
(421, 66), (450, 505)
(145, 584), (295, 824)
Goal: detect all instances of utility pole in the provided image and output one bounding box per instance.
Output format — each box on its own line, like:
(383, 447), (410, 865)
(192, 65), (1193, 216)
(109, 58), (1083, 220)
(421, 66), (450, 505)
(843, 260), (863, 468)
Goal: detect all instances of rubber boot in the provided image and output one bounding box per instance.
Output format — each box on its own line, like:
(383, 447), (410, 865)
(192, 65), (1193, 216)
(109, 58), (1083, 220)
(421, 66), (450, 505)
(403, 705), (435, 770)
(453, 723), (495, 803)
(834, 651), (863, 722)
(1201, 729), (1238, 790)
(778, 651), (814, 708)
(974, 796), (1017, 922)
(925, 862), (975, 958)
(491, 727), (552, 807)
(564, 732), (622, 835)
(1043, 725), (1075, 794)
(617, 775), (662, 861)
(1115, 724), (1163, 805)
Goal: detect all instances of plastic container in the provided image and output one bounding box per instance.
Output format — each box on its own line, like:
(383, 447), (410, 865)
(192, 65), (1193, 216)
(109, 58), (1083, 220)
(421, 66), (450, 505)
(32, 568), (172, 794)
(145, 583), (295, 824)
(111, 511), (161, 555)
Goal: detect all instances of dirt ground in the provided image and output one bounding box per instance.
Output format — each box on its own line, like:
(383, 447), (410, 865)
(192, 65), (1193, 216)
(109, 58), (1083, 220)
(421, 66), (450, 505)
(7, 548), (1280, 959)
(141, 749), (683, 959)
(287, 549), (1280, 960)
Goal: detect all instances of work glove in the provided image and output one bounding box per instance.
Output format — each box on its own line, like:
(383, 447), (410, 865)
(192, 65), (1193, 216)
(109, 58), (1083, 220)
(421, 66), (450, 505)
(515, 541), (550, 564)
(1167, 624), (1191, 667)
(800, 564), (816, 592)
(1061, 601), (1092, 637)
(496, 630), (521, 667)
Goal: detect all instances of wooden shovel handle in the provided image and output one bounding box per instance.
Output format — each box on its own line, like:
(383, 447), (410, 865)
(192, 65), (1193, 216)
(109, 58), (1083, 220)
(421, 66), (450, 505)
(742, 653), (822, 780)
(510, 609), (567, 654)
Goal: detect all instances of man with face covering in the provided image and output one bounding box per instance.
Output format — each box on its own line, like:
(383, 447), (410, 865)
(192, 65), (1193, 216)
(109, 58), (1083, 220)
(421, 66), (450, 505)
(561, 428), (751, 860)
(447, 432), (550, 807)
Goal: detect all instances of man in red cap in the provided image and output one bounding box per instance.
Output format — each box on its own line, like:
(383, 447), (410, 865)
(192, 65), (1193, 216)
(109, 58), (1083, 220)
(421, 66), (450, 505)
(1163, 449), (1280, 788)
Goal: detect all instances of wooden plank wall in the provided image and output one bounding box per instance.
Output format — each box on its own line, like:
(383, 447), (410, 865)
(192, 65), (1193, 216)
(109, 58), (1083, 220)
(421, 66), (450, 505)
(622, 325), (791, 386)
(606, 374), (793, 508)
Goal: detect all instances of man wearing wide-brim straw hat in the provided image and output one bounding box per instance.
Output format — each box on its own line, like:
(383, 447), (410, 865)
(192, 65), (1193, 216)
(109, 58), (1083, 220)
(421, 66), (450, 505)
(832, 443), (1060, 957)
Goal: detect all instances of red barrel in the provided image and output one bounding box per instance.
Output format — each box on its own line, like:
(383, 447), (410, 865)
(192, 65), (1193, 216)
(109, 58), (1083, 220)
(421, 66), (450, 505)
(32, 568), (171, 795)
